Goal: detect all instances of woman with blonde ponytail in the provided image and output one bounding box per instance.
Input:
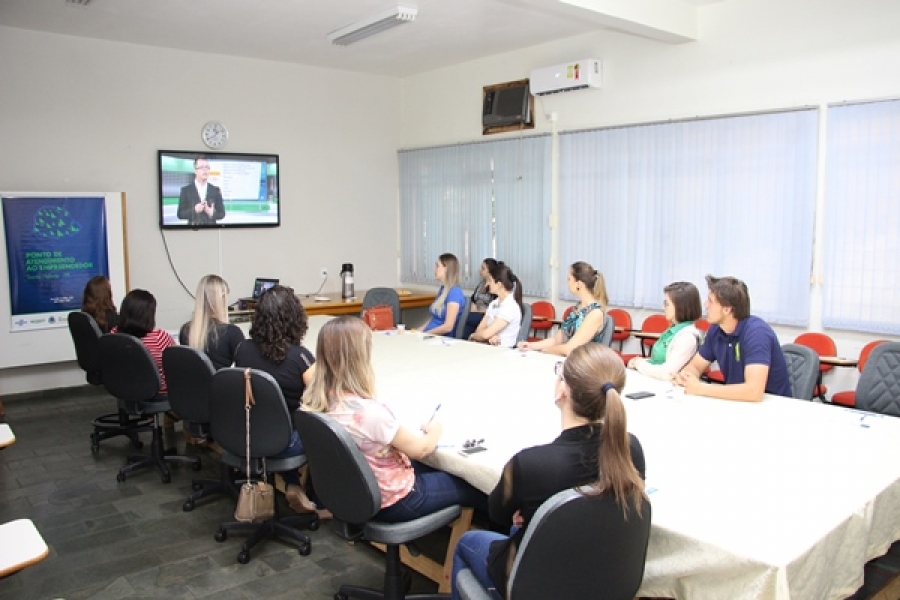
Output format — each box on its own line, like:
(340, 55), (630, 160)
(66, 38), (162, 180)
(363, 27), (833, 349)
(451, 343), (646, 600)
(518, 261), (610, 356)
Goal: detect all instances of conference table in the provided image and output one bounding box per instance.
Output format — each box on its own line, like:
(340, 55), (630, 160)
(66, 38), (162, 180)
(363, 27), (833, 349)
(230, 289), (436, 323)
(300, 316), (900, 599)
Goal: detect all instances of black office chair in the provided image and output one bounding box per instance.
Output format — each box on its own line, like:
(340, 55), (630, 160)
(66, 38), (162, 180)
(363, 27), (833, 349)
(162, 346), (239, 511)
(209, 368), (317, 564)
(516, 303), (533, 345)
(67, 311), (150, 453)
(362, 288), (402, 328)
(456, 488), (652, 600)
(98, 333), (201, 483)
(294, 409), (460, 600)
(782, 343), (819, 401)
(855, 342), (900, 417)
(455, 297), (472, 339)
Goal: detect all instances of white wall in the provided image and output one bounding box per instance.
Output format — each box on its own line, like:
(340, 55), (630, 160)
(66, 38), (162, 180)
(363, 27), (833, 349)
(399, 0), (900, 395)
(0, 26), (403, 394)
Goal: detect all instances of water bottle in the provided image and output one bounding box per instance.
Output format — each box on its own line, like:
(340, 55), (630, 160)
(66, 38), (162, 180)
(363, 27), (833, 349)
(341, 263), (355, 299)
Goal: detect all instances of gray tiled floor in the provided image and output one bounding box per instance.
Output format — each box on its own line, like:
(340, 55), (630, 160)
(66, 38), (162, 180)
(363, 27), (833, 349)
(0, 389), (438, 599)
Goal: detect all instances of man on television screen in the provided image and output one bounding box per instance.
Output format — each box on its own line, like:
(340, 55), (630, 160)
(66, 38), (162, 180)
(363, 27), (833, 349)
(177, 156), (225, 225)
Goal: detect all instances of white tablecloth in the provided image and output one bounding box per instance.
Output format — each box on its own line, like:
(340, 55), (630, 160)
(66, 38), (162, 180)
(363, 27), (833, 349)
(356, 328), (900, 600)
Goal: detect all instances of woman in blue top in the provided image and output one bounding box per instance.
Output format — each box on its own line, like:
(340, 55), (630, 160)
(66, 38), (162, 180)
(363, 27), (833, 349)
(518, 261), (609, 356)
(421, 253), (466, 336)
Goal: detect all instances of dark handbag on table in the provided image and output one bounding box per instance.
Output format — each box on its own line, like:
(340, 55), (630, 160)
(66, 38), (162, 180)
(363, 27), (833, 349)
(362, 304), (394, 331)
(234, 368), (275, 523)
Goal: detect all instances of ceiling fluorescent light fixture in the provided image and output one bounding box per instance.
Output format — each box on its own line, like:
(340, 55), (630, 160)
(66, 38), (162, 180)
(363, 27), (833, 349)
(327, 5), (418, 46)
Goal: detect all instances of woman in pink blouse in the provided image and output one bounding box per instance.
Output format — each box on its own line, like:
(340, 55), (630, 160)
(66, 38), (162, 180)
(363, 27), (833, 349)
(303, 316), (486, 522)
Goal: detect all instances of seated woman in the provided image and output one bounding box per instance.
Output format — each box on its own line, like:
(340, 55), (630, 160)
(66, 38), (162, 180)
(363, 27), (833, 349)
(451, 343), (646, 599)
(517, 261), (609, 356)
(114, 289), (175, 394)
(468, 262), (523, 348)
(303, 316), (487, 522)
(179, 274), (245, 443)
(421, 253), (466, 337)
(233, 285), (320, 515)
(461, 258), (497, 339)
(180, 274), (244, 370)
(628, 281), (703, 380)
(82, 275), (118, 333)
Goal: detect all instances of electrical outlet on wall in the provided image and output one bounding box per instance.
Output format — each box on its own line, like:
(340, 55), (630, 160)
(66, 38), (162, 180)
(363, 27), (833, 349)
(320, 267), (328, 278)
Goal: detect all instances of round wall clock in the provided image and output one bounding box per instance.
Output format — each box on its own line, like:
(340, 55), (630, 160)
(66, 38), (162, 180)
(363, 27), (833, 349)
(201, 120), (229, 149)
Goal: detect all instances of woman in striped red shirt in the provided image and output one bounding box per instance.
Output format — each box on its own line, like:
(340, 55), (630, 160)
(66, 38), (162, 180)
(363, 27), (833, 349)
(114, 289), (175, 395)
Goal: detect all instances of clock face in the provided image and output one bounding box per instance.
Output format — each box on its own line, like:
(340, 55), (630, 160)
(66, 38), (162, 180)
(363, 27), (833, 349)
(201, 121), (228, 149)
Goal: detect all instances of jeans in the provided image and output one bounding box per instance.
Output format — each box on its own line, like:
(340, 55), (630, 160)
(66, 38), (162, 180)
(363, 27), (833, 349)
(376, 461), (488, 523)
(452, 530), (507, 600)
(270, 430), (304, 486)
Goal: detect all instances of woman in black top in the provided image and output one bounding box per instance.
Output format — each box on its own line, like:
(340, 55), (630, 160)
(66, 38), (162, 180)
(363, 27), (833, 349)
(81, 275), (117, 333)
(451, 343), (647, 599)
(461, 258), (497, 339)
(179, 274), (244, 370)
(234, 285), (321, 516)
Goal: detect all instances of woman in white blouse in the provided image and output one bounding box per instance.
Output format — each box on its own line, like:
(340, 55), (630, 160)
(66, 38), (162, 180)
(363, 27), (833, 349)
(628, 281), (703, 380)
(469, 262), (523, 348)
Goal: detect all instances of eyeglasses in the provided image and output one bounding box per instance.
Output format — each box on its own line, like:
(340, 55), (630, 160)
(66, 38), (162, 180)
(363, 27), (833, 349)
(663, 299), (671, 307)
(195, 165), (210, 170)
(554, 361), (565, 379)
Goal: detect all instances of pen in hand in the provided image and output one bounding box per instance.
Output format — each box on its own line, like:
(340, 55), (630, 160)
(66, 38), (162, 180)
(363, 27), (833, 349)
(421, 403), (441, 434)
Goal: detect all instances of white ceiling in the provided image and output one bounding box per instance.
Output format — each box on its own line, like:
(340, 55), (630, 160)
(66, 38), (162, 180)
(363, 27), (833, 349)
(0, 0), (724, 77)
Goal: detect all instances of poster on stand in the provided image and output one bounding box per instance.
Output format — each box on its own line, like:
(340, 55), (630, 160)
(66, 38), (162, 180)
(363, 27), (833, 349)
(2, 196), (109, 331)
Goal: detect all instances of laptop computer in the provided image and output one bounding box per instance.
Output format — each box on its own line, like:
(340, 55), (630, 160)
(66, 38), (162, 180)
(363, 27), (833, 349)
(238, 278), (279, 304)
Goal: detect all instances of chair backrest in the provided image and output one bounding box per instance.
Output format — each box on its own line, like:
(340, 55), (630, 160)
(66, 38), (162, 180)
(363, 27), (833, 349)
(455, 297), (472, 339)
(781, 343), (819, 401)
(517, 303), (533, 344)
(607, 308), (632, 342)
(508, 489), (651, 600)
(361, 288), (401, 327)
(858, 339), (888, 373)
(597, 313), (615, 347)
(794, 332), (837, 373)
(562, 306), (575, 321)
(640, 314), (669, 348)
(68, 311), (104, 385)
(530, 301), (555, 331)
(162, 346), (216, 424)
(694, 317), (710, 333)
(293, 410), (382, 525)
(209, 367), (295, 458)
(855, 342), (900, 417)
(97, 333), (162, 402)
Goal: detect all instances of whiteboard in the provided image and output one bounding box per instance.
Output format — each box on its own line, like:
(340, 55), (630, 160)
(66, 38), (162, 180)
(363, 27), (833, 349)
(0, 192), (128, 369)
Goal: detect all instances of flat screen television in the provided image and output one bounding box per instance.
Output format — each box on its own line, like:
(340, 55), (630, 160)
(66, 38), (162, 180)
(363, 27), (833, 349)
(158, 150), (280, 229)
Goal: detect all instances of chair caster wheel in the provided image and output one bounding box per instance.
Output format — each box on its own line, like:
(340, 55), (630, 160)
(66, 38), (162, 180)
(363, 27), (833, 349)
(116, 472), (126, 483)
(90, 435), (100, 455)
(162, 472), (171, 484)
(309, 519), (320, 531)
(182, 500), (194, 512)
(237, 550), (250, 564)
(215, 529), (227, 542)
(335, 593), (349, 600)
(298, 542), (311, 556)
(192, 459), (202, 471)
(192, 481), (203, 491)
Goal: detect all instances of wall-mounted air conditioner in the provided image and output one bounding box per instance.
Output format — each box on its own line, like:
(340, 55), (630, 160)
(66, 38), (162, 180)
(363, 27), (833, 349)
(530, 59), (602, 96)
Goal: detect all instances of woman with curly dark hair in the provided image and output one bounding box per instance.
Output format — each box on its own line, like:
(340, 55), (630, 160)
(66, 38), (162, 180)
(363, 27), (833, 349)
(234, 285), (323, 516)
(81, 275), (118, 333)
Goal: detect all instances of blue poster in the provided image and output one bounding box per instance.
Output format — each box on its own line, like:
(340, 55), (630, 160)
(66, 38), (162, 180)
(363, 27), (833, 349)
(2, 196), (109, 331)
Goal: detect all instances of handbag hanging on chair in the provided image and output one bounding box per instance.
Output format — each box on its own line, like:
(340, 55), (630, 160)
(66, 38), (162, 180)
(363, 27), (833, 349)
(234, 368), (275, 523)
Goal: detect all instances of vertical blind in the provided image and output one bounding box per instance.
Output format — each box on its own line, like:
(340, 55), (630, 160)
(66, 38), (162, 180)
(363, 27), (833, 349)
(558, 109), (818, 325)
(823, 99), (900, 334)
(399, 136), (551, 296)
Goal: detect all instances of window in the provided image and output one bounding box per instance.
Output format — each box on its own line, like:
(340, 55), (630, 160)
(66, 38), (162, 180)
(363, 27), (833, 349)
(823, 99), (900, 334)
(399, 136), (551, 295)
(558, 109), (818, 325)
